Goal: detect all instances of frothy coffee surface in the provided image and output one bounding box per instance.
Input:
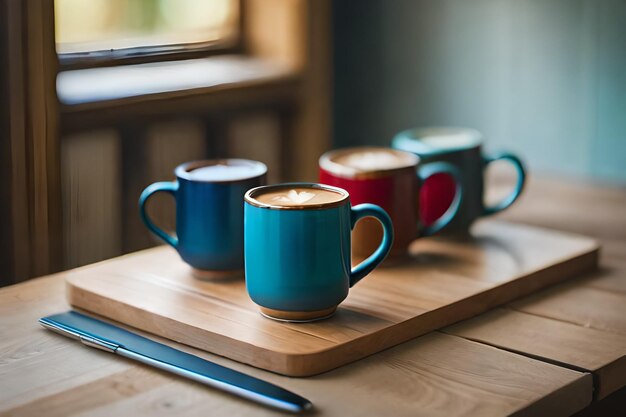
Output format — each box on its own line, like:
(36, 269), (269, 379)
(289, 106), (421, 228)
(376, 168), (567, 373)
(418, 132), (477, 149)
(187, 161), (265, 181)
(254, 187), (344, 207)
(330, 148), (417, 173)
(335, 151), (402, 171)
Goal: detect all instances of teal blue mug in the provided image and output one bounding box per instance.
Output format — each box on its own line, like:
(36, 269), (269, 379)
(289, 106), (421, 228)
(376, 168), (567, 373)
(244, 183), (393, 322)
(139, 159), (267, 279)
(392, 127), (526, 234)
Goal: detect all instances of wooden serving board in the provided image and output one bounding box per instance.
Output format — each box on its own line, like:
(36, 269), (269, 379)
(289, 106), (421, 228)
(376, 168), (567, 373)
(66, 220), (599, 376)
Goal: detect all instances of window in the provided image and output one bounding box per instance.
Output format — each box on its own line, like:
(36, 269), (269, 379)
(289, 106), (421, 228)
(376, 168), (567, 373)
(55, 0), (240, 64)
(1, 0), (331, 283)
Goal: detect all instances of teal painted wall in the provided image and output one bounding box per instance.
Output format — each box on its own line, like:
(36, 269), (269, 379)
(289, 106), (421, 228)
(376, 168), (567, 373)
(333, 0), (626, 183)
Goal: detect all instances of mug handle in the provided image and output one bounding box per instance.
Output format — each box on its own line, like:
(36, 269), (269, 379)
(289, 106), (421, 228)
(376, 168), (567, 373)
(418, 162), (463, 236)
(349, 204), (394, 287)
(138, 181), (179, 248)
(482, 152), (526, 216)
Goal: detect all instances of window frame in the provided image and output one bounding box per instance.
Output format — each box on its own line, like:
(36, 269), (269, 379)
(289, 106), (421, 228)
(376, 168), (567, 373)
(56, 0), (244, 71)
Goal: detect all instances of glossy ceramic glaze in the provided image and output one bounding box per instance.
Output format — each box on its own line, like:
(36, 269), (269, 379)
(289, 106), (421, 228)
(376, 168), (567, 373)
(319, 147), (462, 259)
(392, 127), (526, 233)
(244, 183), (393, 320)
(139, 159), (266, 273)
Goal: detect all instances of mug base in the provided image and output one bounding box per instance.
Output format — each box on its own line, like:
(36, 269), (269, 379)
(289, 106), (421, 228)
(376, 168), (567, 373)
(191, 267), (244, 281)
(259, 306), (337, 323)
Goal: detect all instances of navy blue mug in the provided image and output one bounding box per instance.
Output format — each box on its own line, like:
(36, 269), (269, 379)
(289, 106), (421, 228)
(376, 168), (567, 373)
(139, 159), (267, 279)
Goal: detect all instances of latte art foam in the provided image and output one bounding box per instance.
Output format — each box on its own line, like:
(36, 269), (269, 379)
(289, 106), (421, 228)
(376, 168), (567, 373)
(321, 147), (417, 178)
(418, 132), (477, 149)
(336, 151), (405, 171)
(272, 189), (317, 204)
(392, 128), (482, 155)
(254, 187), (344, 207)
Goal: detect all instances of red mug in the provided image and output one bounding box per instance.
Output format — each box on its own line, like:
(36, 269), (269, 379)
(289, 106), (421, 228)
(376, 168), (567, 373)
(319, 147), (462, 260)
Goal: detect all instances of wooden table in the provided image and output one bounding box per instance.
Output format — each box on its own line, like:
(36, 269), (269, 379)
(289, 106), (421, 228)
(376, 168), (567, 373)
(1, 175), (625, 417)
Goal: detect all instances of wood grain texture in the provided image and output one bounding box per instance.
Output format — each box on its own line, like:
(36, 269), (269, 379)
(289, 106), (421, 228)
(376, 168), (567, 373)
(244, 0), (332, 181)
(1, 0), (30, 284)
(511, 283), (626, 336)
(487, 174), (626, 402)
(24, 0), (62, 278)
(494, 175), (626, 243)
(576, 240), (626, 294)
(289, 0), (332, 182)
(228, 112), (282, 183)
(0, 0), (61, 283)
(445, 308), (626, 399)
(244, 0), (305, 69)
(144, 120), (208, 245)
(65, 220), (598, 376)
(490, 166), (626, 297)
(0, 275), (592, 417)
(61, 130), (123, 269)
(4, 173), (620, 416)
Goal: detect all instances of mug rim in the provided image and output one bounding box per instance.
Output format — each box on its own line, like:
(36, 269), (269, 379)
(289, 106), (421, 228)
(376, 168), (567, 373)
(175, 158), (267, 184)
(392, 127), (483, 156)
(319, 146), (419, 179)
(245, 182), (350, 210)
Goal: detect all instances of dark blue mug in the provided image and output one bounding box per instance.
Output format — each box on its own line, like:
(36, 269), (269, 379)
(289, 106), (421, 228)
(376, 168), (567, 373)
(392, 127), (526, 234)
(244, 183), (394, 322)
(139, 159), (267, 279)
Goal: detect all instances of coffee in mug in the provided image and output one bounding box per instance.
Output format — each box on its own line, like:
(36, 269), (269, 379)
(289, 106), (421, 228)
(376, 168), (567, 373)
(244, 183), (393, 322)
(320, 147), (463, 260)
(186, 162), (266, 182)
(392, 127), (526, 233)
(254, 186), (344, 207)
(332, 149), (412, 172)
(139, 159), (267, 279)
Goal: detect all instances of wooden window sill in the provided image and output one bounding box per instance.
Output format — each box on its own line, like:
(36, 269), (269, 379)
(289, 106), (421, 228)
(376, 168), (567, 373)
(58, 55), (301, 131)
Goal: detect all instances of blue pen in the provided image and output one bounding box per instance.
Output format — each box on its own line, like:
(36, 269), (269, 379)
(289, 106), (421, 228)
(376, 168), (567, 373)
(40, 311), (312, 413)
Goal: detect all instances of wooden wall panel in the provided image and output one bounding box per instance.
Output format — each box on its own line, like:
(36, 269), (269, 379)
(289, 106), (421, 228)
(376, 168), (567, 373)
(244, 0), (332, 181)
(244, 0), (305, 69)
(61, 131), (122, 269)
(228, 112), (282, 183)
(0, 0), (28, 285)
(145, 120), (208, 240)
(62, 121), (209, 267)
(291, 0), (332, 181)
(26, 1), (62, 278)
(123, 120), (208, 252)
(1, 0), (60, 283)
